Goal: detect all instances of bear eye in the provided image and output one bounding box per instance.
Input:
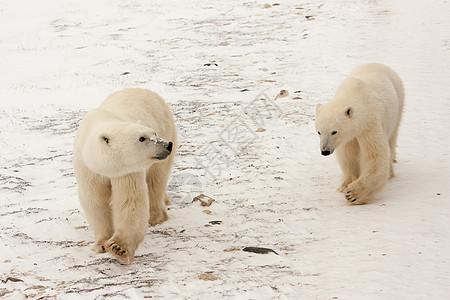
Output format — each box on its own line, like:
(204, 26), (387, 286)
(331, 131), (337, 135)
(317, 132), (321, 135)
(103, 137), (109, 144)
(139, 137), (146, 142)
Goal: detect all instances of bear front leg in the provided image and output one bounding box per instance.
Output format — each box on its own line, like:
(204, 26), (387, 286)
(344, 136), (390, 205)
(146, 164), (170, 226)
(336, 139), (360, 192)
(77, 174), (114, 253)
(107, 172), (150, 264)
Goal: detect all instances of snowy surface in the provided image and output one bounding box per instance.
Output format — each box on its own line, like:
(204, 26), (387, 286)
(1, 0), (450, 299)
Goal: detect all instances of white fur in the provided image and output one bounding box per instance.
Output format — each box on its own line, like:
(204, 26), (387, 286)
(315, 63), (404, 204)
(73, 88), (177, 263)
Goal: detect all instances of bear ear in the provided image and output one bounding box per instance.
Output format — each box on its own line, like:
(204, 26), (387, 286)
(316, 103), (322, 112)
(345, 107), (353, 118)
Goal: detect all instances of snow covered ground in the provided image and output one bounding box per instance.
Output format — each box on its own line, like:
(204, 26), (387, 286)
(1, 0), (449, 299)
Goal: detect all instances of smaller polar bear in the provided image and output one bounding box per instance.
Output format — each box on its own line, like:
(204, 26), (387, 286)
(73, 88), (177, 264)
(315, 63), (404, 204)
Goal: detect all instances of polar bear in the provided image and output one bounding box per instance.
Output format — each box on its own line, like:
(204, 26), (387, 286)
(73, 88), (177, 264)
(315, 63), (404, 204)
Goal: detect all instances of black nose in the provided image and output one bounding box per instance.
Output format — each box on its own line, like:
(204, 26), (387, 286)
(321, 150), (331, 156)
(166, 142), (173, 153)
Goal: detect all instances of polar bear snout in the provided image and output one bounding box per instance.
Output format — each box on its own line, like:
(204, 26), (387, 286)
(152, 139), (173, 160)
(320, 141), (334, 156)
(166, 141), (173, 152)
(321, 150), (331, 156)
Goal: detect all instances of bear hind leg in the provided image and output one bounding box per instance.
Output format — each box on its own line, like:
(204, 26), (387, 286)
(164, 192), (172, 206)
(388, 125), (400, 179)
(147, 164), (170, 226)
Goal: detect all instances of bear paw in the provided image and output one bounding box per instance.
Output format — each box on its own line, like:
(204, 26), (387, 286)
(344, 190), (365, 205)
(338, 183), (349, 193)
(105, 240), (134, 264)
(344, 181), (370, 205)
(338, 176), (358, 193)
(149, 208), (169, 227)
(164, 193), (172, 206)
(92, 242), (108, 253)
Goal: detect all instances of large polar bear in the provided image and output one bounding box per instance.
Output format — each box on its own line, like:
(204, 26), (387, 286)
(73, 88), (177, 264)
(315, 63), (404, 204)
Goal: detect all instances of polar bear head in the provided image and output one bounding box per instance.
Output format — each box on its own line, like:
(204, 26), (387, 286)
(81, 122), (173, 177)
(315, 78), (368, 156)
(315, 103), (355, 156)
